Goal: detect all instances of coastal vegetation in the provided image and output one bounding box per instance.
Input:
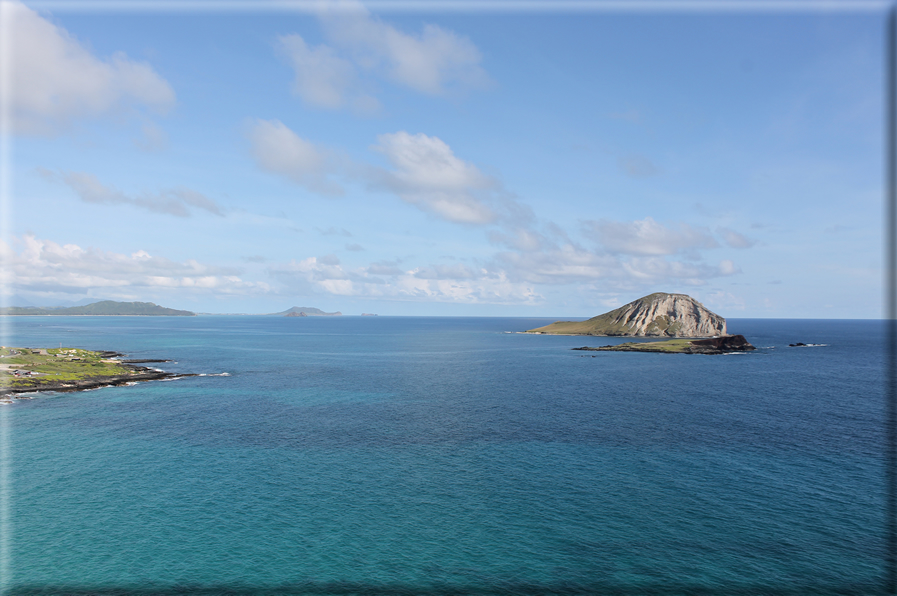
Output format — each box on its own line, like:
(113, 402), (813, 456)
(0, 346), (189, 396)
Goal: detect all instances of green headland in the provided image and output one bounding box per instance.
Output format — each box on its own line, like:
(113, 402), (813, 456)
(0, 300), (195, 316)
(0, 346), (190, 397)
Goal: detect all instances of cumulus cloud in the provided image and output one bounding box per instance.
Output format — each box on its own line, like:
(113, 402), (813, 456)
(278, 1), (489, 110)
(483, 214), (744, 292)
(277, 33), (367, 110)
(248, 122), (514, 226)
(3, 235), (268, 297)
(38, 169), (224, 217)
(3, 1), (175, 135)
(370, 131), (499, 224)
(491, 243), (739, 290)
(269, 255), (538, 304)
(586, 217), (719, 256)
(717, 227), (756, 248)
(488, 227), (548, 252)
(367, 261), (404, 276)
(717, 259), (740, 275)
(413, 263), (479, 280)
(491, 243), (619, 286)
(247, 119), (344, 196)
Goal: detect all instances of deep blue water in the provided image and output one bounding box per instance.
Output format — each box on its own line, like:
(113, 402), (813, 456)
(0, 316), (887, 595)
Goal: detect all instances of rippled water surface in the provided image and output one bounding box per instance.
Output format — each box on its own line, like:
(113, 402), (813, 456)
(1, 316), (886, 594)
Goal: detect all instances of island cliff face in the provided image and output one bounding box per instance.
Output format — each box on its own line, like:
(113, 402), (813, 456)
(527, 293), (726, 337)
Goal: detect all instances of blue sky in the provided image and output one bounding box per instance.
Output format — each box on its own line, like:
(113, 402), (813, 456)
(1, 1), (886, 317)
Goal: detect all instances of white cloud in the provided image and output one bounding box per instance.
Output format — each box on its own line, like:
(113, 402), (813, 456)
(278, 1), (489, 110)
(488, 227), (548, 252)
(621, 257), (734, 285)
(413, 263), (479, 280)
(277, 33), (361, 109)
(367, 261), (404, 276)
(371, 131), (498, 224)
(270, 255), (539, 304)
(492, 244), (620, 285)
(717, 227), (756, 248)
(247, 122), (514, 225)
(3, 235), (267, 297)
(3, 1), (175, 135)
(718, 259), (740, 275)
(247, 119), (345, 197)
(486, 217), (742, 291)
(38, 169), (224, 217)
(587, 217), (719, 256)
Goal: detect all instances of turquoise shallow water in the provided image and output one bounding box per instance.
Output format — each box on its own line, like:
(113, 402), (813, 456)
(1, 316), (887, 595)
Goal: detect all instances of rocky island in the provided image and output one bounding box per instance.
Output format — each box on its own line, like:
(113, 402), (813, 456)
(573, 335), (756, 355)
(526, 293), (726, 337)
(273, 306), (342, 316)
(0, 346), (194, 400)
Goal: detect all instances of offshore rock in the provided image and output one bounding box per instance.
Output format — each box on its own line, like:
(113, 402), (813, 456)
(526, 293), (727, 337)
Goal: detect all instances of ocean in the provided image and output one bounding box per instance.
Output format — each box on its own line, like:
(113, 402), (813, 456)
(0, 316), (886, 595)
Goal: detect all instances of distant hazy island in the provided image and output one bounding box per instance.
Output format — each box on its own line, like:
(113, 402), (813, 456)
(0, 346), (194, 399)
(574, 335), (756, 355)
(527, 293), (726, 337)
(274, 306), (342, 316)
(1, 300), (195, 316)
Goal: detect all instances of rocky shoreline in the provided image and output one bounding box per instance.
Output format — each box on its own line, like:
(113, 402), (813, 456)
(2, 370), (197, 397)
(0, 348), (196, 399)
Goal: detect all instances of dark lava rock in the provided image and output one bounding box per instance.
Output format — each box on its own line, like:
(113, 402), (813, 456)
(690, 335), (756, 352)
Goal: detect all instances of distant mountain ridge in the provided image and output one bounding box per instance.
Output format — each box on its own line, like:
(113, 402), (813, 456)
(0, 300), (196, 316)
(526, 293), (726, 337)
(271, 306), (342, 316)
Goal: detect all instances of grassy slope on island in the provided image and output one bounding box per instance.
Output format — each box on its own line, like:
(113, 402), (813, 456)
(573, 335), (756, 354)
(1, 347), (140, 390)
(0, 301), (195, 316)
(526, 294), (659, 335)
(582, 339), (697, 353)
